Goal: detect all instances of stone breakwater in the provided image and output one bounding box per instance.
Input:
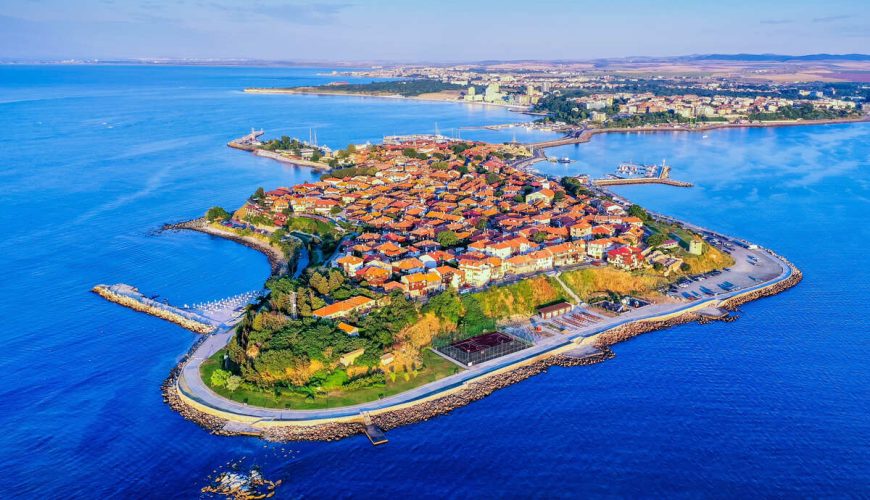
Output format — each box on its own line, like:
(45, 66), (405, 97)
(163, 218), (288, 276)
(162, 334), (234, 435)
(92, 285), (215, 334)
(367, 348), (615, 435)
(166, 260), (802, 442)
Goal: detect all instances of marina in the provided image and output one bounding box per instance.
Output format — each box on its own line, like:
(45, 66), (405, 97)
(593, 159), (693, 187)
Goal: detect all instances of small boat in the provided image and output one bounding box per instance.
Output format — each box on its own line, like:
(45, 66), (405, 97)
(557, 157), (572, 163)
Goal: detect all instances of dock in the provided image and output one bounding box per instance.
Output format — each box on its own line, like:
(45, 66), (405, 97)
(227, 128), (265, 151)
(92, 283), (225, 334)
(361, 412), (388, 446)
(593, 177), (693, 187)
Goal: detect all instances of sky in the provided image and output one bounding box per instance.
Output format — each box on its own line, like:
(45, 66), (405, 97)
(0, 0), (867, 61)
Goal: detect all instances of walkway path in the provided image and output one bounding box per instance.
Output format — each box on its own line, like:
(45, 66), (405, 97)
(554, 271), (582, 305)
(175, 238), (792, 423)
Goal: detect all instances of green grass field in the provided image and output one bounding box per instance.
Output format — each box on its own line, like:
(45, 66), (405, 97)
(200, 348), (461, 410)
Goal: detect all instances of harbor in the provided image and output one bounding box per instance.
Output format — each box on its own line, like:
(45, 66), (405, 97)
(592, 160), (693, 187)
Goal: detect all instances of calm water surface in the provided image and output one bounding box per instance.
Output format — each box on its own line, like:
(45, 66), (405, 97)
(0, 66), (867, 497)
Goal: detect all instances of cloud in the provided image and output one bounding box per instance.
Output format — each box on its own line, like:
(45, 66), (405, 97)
(759, 19), (793, 25)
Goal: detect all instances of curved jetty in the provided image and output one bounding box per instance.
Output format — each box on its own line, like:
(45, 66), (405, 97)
(93, 284), (217, 334)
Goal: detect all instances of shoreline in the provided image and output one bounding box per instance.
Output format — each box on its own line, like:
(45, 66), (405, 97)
(243, 87), (530, 111)
(528, 115), (870, 148)
(163, 254), (802, 441)
(162, 218), (289, 276)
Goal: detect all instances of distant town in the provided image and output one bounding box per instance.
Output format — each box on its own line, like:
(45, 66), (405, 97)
(247, 62), (868, 131)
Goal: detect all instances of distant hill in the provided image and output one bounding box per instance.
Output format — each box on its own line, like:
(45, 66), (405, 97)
(683, 53), (870, 62)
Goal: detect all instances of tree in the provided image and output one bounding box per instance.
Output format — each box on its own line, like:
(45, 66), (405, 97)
(226, 375), (241, 392)
(253, 187), (266, 200)
(328, 269), (345, 292)
(205, 206), (230, 222)
(424, 289), (464, 324)
(436, 230), (460, 248)
(309, 272), (330, 295)
(474, 217), (490, 230)
(646, 233), (667, 247)
(532, 231), (548, 243)
(628, 204), (650, 221)
(310, 151), (322, 162)
(210, 368), (231, 388)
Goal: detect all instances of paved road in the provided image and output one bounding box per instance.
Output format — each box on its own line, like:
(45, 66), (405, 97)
(176, 240), (793, 423)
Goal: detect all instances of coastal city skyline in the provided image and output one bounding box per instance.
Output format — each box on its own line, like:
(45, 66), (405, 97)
(1, 0), (869, 61)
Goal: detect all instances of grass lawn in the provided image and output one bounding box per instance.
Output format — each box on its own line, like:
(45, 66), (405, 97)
(200, 348), (461, 410)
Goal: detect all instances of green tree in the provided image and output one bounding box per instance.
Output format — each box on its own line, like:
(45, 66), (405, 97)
(328, 270), (345, 292)
(309, 272), (330, 295)
(646, 233), (667, 247)
(205, 206), (230, 222)
(424, 289), (464, 324)
(253, 187), (266, 200)
(628, 204), (650, 221)
(226, 375), (241, 392)
(436, 230), (460, 248)
(210, 368), (231, 388)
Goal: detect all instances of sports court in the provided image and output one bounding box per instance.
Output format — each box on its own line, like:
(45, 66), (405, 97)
(437, 331), (532, 366)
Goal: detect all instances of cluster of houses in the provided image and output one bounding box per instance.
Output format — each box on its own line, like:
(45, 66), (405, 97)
(569, 92), (857, 122)
(239, 137), (703, 304)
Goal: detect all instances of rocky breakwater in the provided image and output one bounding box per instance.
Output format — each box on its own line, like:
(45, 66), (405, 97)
(162, 338), (232, 435)
(366, 348), (615, 434)
(163, 218), (288, 276)
(92, 284), (215, 334)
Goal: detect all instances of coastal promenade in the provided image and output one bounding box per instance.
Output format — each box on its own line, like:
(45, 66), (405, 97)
(173, 234), (797, 432)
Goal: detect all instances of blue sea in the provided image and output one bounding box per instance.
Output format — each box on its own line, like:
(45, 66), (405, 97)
(0, 65), (867, 497)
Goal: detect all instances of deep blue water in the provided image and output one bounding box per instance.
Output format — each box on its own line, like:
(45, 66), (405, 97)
(1, 66), (867, 497)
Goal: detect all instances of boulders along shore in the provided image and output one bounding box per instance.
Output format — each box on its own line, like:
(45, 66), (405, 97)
(163, 259), (802, 442)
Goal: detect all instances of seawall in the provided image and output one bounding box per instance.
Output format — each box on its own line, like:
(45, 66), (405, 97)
(164, 257), (801, 441)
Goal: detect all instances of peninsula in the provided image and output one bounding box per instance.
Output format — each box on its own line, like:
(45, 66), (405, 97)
(153, 134), (802, 442)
